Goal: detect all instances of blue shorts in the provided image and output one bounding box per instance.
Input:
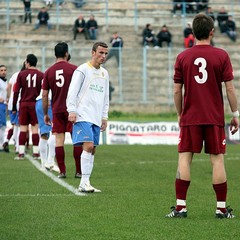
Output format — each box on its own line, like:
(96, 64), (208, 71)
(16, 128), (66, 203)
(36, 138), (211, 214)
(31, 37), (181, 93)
(36, 99), (52, 136)
(72, 121), (100, 146)
(0, 103), (7, 127)
(9, 110), (19, 125)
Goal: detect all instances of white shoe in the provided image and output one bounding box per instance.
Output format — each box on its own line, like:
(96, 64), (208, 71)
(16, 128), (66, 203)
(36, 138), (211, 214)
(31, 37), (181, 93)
(78, 182), (95, 193)
(92, 186), (101, 193)
(45, 163), (60, 173)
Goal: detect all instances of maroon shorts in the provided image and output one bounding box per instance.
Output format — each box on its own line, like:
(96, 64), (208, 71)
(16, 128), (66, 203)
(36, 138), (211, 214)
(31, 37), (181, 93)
(178, 125), (226, 154)
(19, 104), (38, 126)
(52, 112), (72, 133)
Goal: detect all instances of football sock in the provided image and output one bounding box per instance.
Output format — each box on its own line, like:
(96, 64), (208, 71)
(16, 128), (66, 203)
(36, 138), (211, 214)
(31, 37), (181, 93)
(47, 134), (56, 166)
(175, 178), (190, 211)
(5, 127), (13, 142)
(213, 181), (227, 212)
(90, 154), (94, 175)
(19, 131), (27, 155)
(55, 146), (65, 174)
(0, 127), (6, 145)
(32, 133), (39, 154)
(73, 145), (82, 174)
(39, 138), (48, 166)
(13, 125), (19, 152)
(80, 150), (92, 185)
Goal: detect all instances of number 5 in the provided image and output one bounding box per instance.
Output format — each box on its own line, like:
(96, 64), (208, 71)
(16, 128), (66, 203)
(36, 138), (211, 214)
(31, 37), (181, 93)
(56, 69), (64, 87)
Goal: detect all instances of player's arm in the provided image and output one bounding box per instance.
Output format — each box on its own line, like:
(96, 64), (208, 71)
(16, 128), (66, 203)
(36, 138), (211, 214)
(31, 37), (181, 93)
(174, 83), (183, 122)
(225, 80), (239, 134)
(66, 69), (83, 123)
(12, 80), (20, 113)
(42, 89), (51, 125)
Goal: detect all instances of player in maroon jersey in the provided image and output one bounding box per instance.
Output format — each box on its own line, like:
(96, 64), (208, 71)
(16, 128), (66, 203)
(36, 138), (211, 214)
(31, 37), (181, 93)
(166, 14), (239, 219)
(13, 54), (43, 160)
(42, 42), (82, 178)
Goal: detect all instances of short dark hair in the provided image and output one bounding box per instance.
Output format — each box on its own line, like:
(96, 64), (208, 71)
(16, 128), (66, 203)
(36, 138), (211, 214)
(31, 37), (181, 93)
(192, 13), (214, 40)
(0, 65), (7, 69)
(26, 54), (37, 67)
(92, 42), (108, 52)
(54, 42), (68, 58)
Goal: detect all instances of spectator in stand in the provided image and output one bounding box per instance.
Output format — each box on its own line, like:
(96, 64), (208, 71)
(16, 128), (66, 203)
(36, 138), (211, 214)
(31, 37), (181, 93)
(225, 15), (237, 42)
(109, 81), (114, 101)
(172, 0), (184, 16)
(72, 0), (86, 8)
(86, 15), (98, 40)
(105, 32), (124, 66)
(157, 25), (172, 48)
(142, 24), (158, 48)
(205, 6), (215, 22)
(217, 7), (228, 33)
(73, 15), (88, 41)
(22, 0), (32, 24)
(35, 7), (51, 30)
(44, 0), (53, 7)
(196, 0), (208, 13)
(183, 22), (195, 48)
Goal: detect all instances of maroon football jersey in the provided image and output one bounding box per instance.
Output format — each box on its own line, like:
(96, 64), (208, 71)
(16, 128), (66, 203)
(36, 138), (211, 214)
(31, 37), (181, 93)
(174, 45), (234, 127)
(13, 68), (43, 106)
(42, 61), (77, 114)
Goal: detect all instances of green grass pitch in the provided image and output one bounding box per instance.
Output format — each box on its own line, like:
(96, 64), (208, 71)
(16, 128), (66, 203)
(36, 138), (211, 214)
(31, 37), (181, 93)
(0, 144), (239, 240)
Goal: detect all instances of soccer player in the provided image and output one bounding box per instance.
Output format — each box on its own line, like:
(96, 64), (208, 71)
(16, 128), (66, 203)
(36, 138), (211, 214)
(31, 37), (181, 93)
(166, 13), (239, 219)
(13, 54), (43, 160)
(42, 42), (82, 178)
(0, 65), (8, 152)
(3, 62), (26, 154)
(67, 42), (109, 193)
(36, 90), (59, 172)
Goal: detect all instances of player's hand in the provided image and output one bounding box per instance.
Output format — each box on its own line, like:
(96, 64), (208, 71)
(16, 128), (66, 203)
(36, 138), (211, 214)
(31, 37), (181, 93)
(230, 117), (239, 135)
(101, 119), (108, 132)
(68, 112), (77, 123)
(44, 115), (52, 126)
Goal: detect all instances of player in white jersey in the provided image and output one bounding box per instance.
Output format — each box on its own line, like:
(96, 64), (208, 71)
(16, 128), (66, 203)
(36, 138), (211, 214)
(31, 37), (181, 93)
(67, 42), (109, 193)
(0, 65), (8, 151)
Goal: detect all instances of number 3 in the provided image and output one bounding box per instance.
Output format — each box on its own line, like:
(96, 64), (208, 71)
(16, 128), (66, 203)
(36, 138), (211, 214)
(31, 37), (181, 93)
(56, 69), (64, 87)
(194, 57), (208, 84)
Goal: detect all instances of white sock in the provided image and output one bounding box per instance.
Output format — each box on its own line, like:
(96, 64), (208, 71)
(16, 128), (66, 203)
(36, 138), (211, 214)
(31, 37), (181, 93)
(39, 138), (48, 167)
(47, 134), (56, 166)
(90, 154), (94, 175)
(33, 145), (39, 155)
(19, 145), (25, 155)
(13, 126), (19, 152)
(0, 126), (6, 146)
(80, 150), (92, 186)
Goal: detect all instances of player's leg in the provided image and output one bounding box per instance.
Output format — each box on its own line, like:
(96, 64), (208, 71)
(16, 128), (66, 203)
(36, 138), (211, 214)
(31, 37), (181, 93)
(166, 126), (202, 218)
(31, 124), (40, 159)
(206, 126), (234, 218)
(55, 132), (66, 177)
(39, 133), (48, 167)
(73, 145), (82, 178)
(16, 124), (28, 159)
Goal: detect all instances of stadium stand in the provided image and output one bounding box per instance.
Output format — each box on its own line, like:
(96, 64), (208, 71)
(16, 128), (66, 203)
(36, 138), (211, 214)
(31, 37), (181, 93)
(0, 0), (240, 113)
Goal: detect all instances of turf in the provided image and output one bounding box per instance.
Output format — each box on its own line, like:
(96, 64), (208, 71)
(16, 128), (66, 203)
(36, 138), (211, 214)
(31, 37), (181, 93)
(0, 144), (239, 240)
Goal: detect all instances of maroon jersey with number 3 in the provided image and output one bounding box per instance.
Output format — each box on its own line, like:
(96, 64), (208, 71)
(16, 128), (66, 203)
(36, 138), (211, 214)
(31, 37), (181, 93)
(174, 45), (234, 127)
(42, 61), (78, 114)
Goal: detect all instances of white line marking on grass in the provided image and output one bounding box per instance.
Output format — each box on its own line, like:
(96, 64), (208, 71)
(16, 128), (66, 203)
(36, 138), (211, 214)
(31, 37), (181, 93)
(0, 193), (76, 197)
(26, 154), (86, 197)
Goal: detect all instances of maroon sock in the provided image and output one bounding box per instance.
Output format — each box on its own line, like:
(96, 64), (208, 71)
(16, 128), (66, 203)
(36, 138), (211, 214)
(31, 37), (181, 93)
(213, 182), (227, 212)
(55, 146), (65, 174)
(7, 128), (13, 141)
(175, 179), (190, 211)
(19, 131), (27, 146)
(32, 133), (39, 147)
(73, 146), (82, 174)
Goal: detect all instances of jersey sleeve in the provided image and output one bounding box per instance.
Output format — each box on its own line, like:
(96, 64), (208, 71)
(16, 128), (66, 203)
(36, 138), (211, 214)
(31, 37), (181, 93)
(66, 68), (84, 113)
